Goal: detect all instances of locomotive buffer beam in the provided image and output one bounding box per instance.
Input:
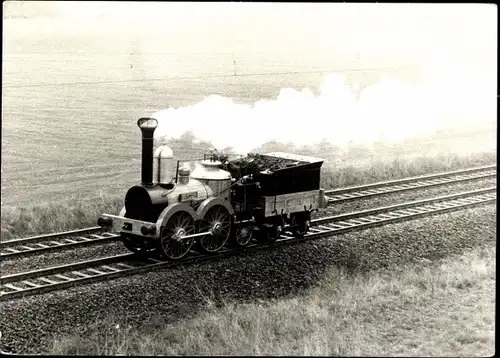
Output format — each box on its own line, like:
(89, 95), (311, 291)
(98, 214), (215, 241)
(98, 214), (158, 237)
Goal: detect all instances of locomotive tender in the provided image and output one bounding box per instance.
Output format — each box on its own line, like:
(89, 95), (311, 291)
(97, 117), (330, 260)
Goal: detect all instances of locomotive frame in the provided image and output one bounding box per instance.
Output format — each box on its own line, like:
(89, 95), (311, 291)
(98, 117), (330, 260)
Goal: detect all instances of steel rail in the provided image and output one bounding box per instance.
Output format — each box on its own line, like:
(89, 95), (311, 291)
(1, 226), (102, 246)
(1, 188), (495, 301)
(325, 165), (496, 203)
(0, 230), (120, 260)
(314, 187), (496, 225)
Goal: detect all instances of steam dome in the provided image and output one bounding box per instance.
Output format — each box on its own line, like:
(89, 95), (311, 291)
(154, 144), (174, 159)
(154, 144), (174, 184)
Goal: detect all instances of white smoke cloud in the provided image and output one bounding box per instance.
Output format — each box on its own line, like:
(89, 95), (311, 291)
(152, 57), (495, 154)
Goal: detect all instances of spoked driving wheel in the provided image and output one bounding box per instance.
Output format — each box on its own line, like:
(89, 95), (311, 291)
(230, 221), (254, 247)
(197, 206), (232, 253)
(158, 211), (196, 260)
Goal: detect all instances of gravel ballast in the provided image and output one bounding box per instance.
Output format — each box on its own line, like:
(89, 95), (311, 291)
(0, 204), (495, 354)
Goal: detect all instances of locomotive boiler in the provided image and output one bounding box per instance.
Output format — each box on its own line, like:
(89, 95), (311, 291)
(98, 117), (330, 260)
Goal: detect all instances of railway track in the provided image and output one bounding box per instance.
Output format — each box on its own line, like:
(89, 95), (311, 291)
(325, 164), (496, 203)
(1, 187), (495, 301)
(0, 228), (119, 260)
(1, 165), (495, 260)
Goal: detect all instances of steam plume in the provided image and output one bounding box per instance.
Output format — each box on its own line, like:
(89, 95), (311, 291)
(153, 58), (495, 154)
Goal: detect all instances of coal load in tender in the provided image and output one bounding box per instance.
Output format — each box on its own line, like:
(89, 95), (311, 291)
(227, 153), (306, 178)
(228, 153), (323, 196)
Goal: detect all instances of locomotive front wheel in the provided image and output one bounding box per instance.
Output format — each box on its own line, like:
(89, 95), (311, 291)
(120, 207), (157, 255)
(158, 212), (196, 260)
(230, 222), (253, 247)
(122, 235), (157, 255)
(197, 206), (232, 253)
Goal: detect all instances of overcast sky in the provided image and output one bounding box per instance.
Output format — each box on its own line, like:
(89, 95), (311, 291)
(3, 2), (497, 71)
(2, 2), (496, 152)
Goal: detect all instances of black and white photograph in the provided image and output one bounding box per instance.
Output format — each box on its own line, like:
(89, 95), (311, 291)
(1, 1), (496, 355)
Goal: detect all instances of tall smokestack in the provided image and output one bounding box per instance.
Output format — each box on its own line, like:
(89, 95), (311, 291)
(137, 117), (158, 186)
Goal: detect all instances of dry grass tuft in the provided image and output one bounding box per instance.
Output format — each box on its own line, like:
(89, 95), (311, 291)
(1, 192), (123, 241)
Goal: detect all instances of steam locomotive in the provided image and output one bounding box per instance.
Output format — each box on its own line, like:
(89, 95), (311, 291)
(98, 117), (330, 260)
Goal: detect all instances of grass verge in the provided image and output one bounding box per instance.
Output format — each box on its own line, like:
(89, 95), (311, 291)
(320, 150), (496, 188)
(0, 193), (123, 241)
(50, 243), (496, 356)
(1, 150), (495, 241)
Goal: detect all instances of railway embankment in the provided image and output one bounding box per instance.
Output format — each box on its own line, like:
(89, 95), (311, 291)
(52, 242), (495, 356)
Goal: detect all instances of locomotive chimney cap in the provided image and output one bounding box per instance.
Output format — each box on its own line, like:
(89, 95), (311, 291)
(137, 117), (158, 139)
(137, 117), (158, 130)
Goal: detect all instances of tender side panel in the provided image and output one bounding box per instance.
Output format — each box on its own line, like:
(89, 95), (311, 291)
(262, 190), (320, 217)
(257, 161), (324, 196)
